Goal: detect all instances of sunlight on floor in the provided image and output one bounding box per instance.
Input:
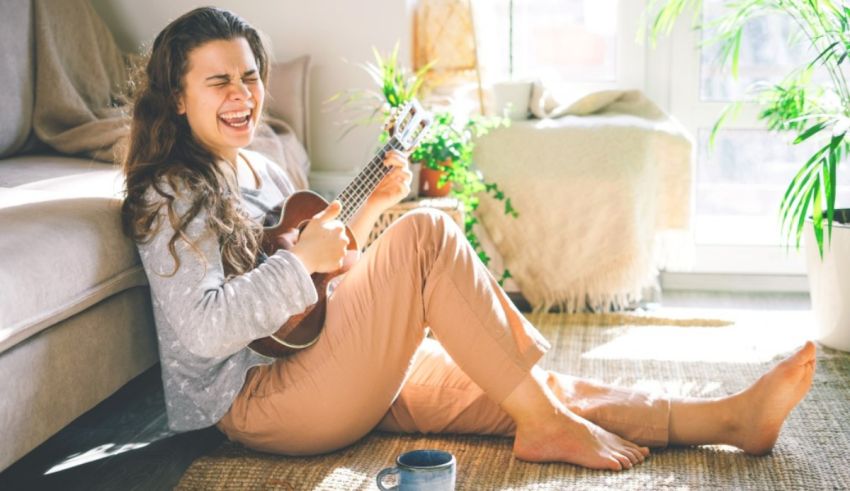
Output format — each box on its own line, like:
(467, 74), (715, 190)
(43, 429), (175, 475)
(45, 442), (150, 475)
(581, 309), (815, 364)
(315, 467), (370, 490)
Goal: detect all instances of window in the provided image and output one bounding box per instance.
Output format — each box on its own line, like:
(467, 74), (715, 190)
(473, 0), (642, 90)
(694, 128), (850, 247)
(657, 0), (850, 275)
(472, 0), (847, 277)
(699, 2), (810, 102)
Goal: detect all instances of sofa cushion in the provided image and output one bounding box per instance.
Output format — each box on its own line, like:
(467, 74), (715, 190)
(0, 0), (34, 157)
(266, 56), (311, 155)
(0, 156), (145, 354)
(0, 197), (148, 355)
(0, 155), (123, 196)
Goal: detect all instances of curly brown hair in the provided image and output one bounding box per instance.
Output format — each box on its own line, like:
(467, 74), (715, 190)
(121, 7), (270, 277)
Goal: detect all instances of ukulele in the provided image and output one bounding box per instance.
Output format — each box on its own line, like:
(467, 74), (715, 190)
(248, 100), (433, 358)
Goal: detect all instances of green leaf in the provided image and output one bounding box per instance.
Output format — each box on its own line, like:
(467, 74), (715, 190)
(782, 156), (821, 242)
(504, 197), (517, 217)
(730, 28), (743, 77)
(809, 41), (839, 68)
(497, 268), (513, 287)
(779, 146), (826, 231)
(825, 135), (841, 242)
(793, 179), (818, 249)
(813, 175), (824, 257)
(794, 122), (827, 144)
(709, 102), (742, 148)
(478, 250), (491, 265)
(649, 0), (696, 41)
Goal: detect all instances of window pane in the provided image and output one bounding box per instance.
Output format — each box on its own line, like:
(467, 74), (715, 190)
(474, 0), (618, 83)
(514, 0), (617, 82)
(699, 1), (809, 102)
(695, 129), (850, 245)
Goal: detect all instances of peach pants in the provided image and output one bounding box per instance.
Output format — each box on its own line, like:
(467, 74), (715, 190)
(217, 210), (670, 455)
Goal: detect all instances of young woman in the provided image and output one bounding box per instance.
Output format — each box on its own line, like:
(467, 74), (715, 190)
(122, 7), (816, 471)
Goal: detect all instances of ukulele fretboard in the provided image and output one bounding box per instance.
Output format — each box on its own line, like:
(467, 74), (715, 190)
(337, 137), (405, 224)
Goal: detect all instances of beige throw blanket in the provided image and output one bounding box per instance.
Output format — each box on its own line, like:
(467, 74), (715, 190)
(30, 0), (309, 189)
(475, 86), (693, 312)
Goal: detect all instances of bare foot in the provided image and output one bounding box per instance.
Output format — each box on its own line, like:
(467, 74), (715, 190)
(729, 341), (816, 455)
(513, 406), (650, 471)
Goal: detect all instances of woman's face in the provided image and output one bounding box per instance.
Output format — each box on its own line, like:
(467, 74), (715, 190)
(177, 37), (264, 163)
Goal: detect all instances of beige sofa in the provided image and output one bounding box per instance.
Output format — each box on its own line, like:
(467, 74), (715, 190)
(0, 0), (311, 472)
(0, 0), (156, 472)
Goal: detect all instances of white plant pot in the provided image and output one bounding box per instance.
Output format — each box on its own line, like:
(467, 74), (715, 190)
(804, 211), (850, 351)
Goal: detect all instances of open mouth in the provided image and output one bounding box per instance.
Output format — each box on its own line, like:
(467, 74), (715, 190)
(218, 109), (253, 129)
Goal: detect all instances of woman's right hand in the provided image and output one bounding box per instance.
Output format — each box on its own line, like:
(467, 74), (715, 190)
(290, 200), (350, 274)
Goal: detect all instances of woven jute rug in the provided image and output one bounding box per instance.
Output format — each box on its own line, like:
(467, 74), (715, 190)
(177, 311), (850, 490)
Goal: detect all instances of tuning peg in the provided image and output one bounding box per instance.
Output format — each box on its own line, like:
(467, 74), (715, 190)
(383, 106), (399, 134)
(383, 101), (420, 138)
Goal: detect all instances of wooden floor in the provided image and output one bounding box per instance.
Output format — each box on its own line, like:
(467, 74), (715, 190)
(0, 365), (224, 491)
(0, 290), (811, 490)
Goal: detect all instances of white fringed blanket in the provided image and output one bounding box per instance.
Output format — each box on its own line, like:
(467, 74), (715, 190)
(474, 89), (693, 312)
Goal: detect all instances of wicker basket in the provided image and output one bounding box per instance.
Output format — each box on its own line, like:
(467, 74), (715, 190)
(366, 198), (465, 247)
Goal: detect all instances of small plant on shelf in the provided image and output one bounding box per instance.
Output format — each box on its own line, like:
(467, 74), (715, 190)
(331, 45), (517, 284)
(410, 111), (517, 279)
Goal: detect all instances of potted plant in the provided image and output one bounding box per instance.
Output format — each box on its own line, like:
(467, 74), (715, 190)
(410, 110), (518, 284)
(414, 112), (456, 198)
(648, 0), (850, 350)
(330, 45), (517, 284)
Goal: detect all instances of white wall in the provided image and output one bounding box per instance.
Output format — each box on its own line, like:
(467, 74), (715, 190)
(89, 0), (414, 173)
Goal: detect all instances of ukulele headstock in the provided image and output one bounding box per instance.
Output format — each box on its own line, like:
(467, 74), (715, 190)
(384, 100), (433, 152)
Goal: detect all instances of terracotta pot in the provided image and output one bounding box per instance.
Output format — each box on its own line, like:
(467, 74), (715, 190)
(418, 160), (453, 197)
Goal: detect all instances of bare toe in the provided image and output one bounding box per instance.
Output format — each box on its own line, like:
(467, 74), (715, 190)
(624, 447), (644, 463)
(618, 438), (647, 462)
(607, 457), (623, 471)
(613, 452), (632, 469)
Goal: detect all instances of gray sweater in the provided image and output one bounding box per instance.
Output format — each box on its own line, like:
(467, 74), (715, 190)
(137, 150), (317, 432)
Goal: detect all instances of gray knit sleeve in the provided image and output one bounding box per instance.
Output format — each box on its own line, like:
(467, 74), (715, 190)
(137, 184), (318, 359)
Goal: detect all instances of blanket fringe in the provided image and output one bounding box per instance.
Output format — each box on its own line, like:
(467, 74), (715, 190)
(527, 230), (691, 313)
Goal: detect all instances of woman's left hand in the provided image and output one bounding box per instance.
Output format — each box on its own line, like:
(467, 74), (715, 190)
(366, 150), (412, 212)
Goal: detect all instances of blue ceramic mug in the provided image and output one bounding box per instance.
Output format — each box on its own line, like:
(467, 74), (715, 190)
(376, 449), (456, 491)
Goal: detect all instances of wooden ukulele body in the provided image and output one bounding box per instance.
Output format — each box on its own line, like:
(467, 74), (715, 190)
(248, 99), (432, 358)
(247, 190), (358, 358)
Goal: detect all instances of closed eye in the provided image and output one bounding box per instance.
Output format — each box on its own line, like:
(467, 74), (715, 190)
(205, 69), (258, 86)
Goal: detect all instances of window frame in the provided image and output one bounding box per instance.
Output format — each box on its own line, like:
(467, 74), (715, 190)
(474, 0), (646, 91)
(645, 4), (808, 277)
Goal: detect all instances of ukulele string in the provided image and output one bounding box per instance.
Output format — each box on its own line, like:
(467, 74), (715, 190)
(337, 137), (403, 224)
